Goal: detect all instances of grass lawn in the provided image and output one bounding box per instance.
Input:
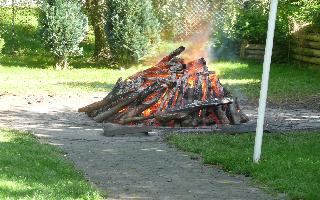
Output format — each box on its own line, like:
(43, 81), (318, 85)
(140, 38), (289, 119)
(0, 129), (104, 199)
(168, 132), (320, 200)
(1, 58), (319, 109)
(210, 61), (320, 108)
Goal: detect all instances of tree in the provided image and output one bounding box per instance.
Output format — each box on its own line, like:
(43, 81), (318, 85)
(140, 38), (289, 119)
(0, 35), (5, 54)
(105, 0), (160, 64)
(39, 0), (88, 69)
(85, 0), (109, 58)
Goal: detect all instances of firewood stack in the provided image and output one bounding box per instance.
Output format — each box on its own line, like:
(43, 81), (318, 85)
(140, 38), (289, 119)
(79, 46), (249, 127)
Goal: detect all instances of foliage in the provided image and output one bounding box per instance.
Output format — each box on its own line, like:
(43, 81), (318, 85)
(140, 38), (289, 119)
(212, 0), (320, 59)
(168, 132), (320, 199)
(288, 0), (320, 27)
(0, 7), (41, 55)
(105, 0), (160, 64)
(39, 0), (88, 69)
(152, 0), (187, 38)
(152, 0), (214, 39)
(0, 35), (4, 54)
(0, 129), (104, 199)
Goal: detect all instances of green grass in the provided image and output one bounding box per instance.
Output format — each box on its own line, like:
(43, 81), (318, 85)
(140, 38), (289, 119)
(0, 62), (149, 95)
(168, 132), (320, 199)
(210, 60), (320, 107)
(1, 58), (319, 107)
(0, 129), (104, 199)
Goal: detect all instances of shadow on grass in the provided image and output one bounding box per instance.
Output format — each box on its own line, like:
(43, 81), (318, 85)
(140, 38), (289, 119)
(0, 54), (55, 68)
(0, 130), (102, 199)
(215, 60), (320, 109)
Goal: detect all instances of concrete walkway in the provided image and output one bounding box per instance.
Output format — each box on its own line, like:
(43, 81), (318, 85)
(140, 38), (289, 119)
(1, 93), (318, 199)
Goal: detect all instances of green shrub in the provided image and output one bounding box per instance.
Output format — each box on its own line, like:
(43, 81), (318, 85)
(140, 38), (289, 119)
(0, 36), (4, 54)
(233, 2), (290, 44)
(212, 0), (319, 60)
(152, 0), (187, 38)
(105, 0), (160, 64)
(39, 0), (88, 69)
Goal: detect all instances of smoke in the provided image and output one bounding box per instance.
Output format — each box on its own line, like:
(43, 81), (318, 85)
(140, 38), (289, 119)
(180, 23), (213, 62)
(145, 0), (242, 64)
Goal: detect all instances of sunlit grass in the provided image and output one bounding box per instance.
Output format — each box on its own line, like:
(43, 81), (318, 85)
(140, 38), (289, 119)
(0, 129), (104, 199)
(0, 62), (149, 95)
(168, 132), (320, 200)
(211, 60), (320, 106)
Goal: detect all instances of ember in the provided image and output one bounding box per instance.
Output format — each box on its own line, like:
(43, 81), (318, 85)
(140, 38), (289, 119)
(79, 47), (249, 127)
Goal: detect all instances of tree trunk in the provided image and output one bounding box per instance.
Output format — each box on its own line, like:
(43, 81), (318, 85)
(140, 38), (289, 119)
(56, 57), (69, 70)
(85, 0), (109, 58)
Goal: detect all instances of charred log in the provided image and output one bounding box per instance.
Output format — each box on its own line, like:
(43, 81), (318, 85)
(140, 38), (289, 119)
(79, 46), (249, 127)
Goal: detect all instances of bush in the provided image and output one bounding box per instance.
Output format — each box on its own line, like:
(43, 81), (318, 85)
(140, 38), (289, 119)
(0, 36), (4, 54)
(105, 0), (160, 64)
(211, 0), (319, 60)
(152, 0), (187, 38)
(39, 0), (88, 69)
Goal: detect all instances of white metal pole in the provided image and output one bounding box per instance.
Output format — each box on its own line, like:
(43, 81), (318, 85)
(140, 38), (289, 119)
(253, 0), (279, 163)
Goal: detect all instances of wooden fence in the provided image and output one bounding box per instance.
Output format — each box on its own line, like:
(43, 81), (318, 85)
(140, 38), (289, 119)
(240, 34), (320, 67)
(291, 34), (320, 66)
(240, 43), (280, 61)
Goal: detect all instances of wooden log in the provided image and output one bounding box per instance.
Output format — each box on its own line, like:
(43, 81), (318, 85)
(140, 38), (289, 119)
(226, 103), (241, 125)
(167, 80), (181, 109)
(94, 82), (162, 122)
(88, 90), (136, 117)
(78, 77), (124, 113)
(239, 110), (250, 123)
(125, 89), (165, 118)
(246, 49), (265, 55)
(186, 87), (195, 104)
(215, 105), (230, 124)
(118, 115), (154, 125)
(78, 99), (106, 113)
(292, 47), (320, 58)
(292, 40), (320, 50)
(135, 82), (163, 104)
(177, 75), (189, 108)
(93, 93), (140, 122)
(245, 54), (264, 60)
(156, 111), (190, 122)
(181, 116), (193, 127)
(157, 88), (171, 112)
(193, 74), (202, 101)
(174, 76), (187, 109)
(246, 44), (265, 50)
(157, 46), (186, 64)
(206, 74), (212, 100)
(168, 46), (186, 60)
(292, 54), (320, 65)
(301, 34), (320, 42)
(234, 98), (249, 123)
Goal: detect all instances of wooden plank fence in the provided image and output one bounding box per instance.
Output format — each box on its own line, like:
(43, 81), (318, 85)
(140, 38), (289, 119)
(292, 34), (320, 66)
(240, 43), (280, 61)
(240, 33), (320, 68)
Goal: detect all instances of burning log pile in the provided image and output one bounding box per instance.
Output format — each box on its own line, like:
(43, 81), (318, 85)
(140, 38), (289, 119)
(79, 46), (249, 127)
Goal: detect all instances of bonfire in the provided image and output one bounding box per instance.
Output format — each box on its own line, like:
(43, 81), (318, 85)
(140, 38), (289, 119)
(79, 46), (249, 127)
